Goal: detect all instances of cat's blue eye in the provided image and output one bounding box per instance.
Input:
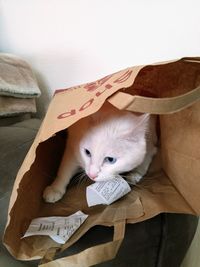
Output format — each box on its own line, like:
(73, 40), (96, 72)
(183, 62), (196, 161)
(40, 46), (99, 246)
(84, 149), (91, 157)
(104, 157), (117, 164)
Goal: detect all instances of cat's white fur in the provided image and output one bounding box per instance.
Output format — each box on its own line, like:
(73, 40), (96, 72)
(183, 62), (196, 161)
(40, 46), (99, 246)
(43, 103), (157, 203)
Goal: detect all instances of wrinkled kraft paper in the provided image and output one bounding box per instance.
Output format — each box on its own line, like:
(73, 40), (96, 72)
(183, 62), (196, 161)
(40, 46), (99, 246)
(3, 57), (200, 266)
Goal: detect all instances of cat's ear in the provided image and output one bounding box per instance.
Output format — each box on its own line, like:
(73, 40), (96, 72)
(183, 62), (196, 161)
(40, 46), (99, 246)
(122, 113), (150, 141)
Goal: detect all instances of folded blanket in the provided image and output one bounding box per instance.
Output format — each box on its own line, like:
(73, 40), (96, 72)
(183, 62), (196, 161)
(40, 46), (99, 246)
(0, 53), (41, 98)
(0, 96), (36, 117)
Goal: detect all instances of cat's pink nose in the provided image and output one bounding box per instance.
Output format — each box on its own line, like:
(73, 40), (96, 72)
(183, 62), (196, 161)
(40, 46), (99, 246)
(88, 172), (97, 179)
(88, 165), (99, 180)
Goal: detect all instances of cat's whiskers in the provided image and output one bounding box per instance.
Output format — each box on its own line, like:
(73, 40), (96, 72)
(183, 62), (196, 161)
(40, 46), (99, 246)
(43, 107), (157, 204)
(72, 171), (89, 188)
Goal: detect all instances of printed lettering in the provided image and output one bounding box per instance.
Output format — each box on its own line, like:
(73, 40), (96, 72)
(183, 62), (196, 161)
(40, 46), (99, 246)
(84, 74), (113, 92)
(57, 70), (133, 120)
(79, 98), (94, 111)
(114, 70), (133, 84)
(105, 84), (112, 89)
(57, 109), (76, 119)
(95, 84), (113, 97)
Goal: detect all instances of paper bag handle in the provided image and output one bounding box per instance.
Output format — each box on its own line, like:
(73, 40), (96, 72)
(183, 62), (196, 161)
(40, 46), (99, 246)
(108, 85), (200, 114)
(39, 220), (126, 267)
(181, 56), (200, 63)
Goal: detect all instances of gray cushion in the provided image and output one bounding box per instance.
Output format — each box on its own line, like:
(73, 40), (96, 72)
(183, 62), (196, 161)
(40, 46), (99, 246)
(0, 119), (41, 267)
(0, 119), (41, 199)
(0, 119), (198, 267)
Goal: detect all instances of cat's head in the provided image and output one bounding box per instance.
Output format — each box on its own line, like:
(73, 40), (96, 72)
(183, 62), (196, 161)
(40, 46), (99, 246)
(79, 112), (149, 182)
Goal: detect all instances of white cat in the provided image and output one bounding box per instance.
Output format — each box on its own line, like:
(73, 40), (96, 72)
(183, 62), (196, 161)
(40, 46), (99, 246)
(43, 103), (157, 203)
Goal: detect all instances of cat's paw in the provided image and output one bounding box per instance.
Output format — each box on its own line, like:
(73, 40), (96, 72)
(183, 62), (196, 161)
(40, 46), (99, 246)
(43, 185), (65, 203)
(126, 171), (143, 185)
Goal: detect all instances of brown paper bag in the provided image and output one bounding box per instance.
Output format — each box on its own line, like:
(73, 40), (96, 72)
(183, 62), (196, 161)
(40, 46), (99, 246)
(3, 57), (200, 266)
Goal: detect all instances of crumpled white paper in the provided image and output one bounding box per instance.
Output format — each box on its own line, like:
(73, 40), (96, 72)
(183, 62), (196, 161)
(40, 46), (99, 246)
(86, 176), (131, 207)
(22, 211), (88, 244)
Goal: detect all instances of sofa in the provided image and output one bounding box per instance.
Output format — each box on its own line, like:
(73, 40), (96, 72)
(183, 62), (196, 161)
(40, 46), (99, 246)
(0, 116), (198, 267)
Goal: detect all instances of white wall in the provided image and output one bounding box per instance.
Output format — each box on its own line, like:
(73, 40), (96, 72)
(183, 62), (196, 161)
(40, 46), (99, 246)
(0, 1), (200, 266)
(0, 0), (200, 115)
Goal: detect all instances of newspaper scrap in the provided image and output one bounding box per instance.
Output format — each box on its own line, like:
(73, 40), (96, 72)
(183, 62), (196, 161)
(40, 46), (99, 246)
(86, 176), (131, 207)
(22, 211), (88, 244)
